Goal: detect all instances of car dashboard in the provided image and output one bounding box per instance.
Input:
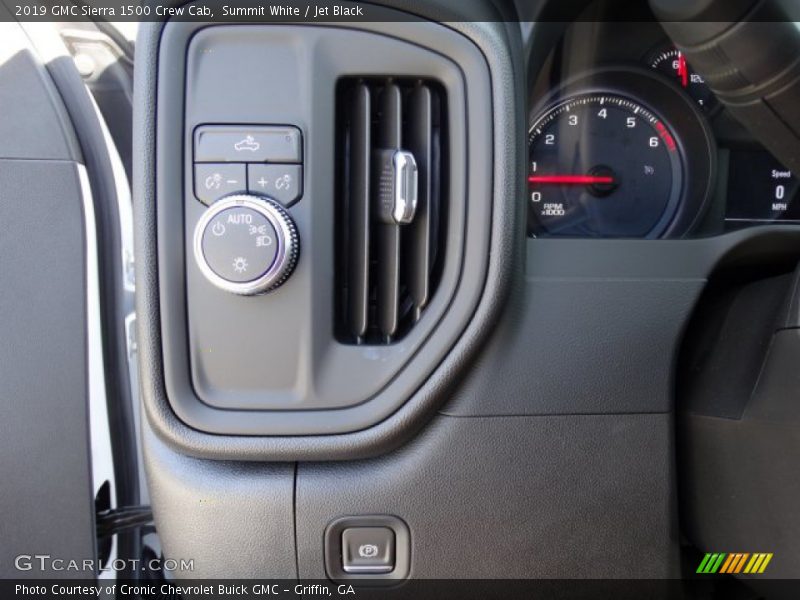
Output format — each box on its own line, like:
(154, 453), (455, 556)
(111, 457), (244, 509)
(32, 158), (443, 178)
(3, 0), (800, 593)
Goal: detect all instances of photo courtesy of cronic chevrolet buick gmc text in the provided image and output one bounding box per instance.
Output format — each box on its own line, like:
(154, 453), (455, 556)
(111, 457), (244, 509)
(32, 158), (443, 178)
(2, 1), (800, 598)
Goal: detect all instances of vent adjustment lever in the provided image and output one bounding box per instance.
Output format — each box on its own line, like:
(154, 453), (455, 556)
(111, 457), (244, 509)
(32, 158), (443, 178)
(376, 149), (418, 225)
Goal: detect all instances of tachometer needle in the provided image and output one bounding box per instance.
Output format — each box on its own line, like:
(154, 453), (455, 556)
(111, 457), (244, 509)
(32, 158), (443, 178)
(528, 175), (615, 185)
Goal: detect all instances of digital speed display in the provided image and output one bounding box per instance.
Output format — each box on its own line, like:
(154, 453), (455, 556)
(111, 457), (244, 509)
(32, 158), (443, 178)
(725, 151), (800, 223)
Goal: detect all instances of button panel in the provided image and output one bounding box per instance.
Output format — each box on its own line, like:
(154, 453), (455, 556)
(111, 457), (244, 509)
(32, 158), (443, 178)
(248, 164), (303, 206)
(193, 125), (304, 207)
(194, 163), (247, 205)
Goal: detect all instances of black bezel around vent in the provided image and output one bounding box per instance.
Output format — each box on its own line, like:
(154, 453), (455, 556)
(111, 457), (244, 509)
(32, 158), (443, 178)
(148, 20), (501, 444)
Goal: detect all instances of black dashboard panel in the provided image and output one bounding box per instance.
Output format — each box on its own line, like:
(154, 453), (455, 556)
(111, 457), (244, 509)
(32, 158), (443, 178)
(150, 19), (496, 440)
(134, 8), (520, 458)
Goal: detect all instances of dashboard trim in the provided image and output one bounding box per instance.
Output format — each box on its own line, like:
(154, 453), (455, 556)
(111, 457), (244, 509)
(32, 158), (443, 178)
(133, 5), (522, 459)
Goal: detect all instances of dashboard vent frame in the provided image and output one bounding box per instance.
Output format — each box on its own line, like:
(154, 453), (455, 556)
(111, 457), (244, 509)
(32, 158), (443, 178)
(335, 77), (448, 345)
(146, 18), (500, 446)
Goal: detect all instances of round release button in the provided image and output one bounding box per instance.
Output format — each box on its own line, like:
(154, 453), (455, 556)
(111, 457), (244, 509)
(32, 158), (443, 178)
(201, 206), (278, 283)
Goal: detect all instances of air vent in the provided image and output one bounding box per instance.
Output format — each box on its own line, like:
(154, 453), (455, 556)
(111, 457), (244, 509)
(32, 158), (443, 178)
(335, 78), (447, 345)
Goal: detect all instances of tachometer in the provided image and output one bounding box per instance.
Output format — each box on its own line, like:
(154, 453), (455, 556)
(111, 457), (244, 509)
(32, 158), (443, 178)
(529, 93), (684, 237)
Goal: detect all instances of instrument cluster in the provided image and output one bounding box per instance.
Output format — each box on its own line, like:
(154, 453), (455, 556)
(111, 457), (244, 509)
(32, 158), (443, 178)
(527, 23), (800, 238)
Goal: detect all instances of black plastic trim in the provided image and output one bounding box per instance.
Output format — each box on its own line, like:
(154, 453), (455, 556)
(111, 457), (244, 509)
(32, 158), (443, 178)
(133, 10), (521, 459)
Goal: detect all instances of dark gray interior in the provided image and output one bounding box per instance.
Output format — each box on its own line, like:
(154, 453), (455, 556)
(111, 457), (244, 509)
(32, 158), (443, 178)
(3, 0), (800, 594)
(0, 20), (95, 578)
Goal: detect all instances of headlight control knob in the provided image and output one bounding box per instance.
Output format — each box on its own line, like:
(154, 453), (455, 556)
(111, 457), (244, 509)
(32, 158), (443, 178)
(193, 194), (299, 295)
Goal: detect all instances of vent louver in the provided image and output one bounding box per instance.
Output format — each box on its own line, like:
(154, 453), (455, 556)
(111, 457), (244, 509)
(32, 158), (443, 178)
(335, 78), (446, 345)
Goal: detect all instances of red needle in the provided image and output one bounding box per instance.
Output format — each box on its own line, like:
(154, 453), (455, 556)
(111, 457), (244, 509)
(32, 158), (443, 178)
(677, 52), (689, 88)
(528, 175), (615, 185)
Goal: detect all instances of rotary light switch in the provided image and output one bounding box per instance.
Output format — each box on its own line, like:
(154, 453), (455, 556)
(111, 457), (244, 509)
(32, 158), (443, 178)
(193, 195), (299, 295)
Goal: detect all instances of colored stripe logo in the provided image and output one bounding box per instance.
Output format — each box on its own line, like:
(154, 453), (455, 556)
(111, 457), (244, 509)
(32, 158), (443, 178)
(697, 553), (773, 574)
